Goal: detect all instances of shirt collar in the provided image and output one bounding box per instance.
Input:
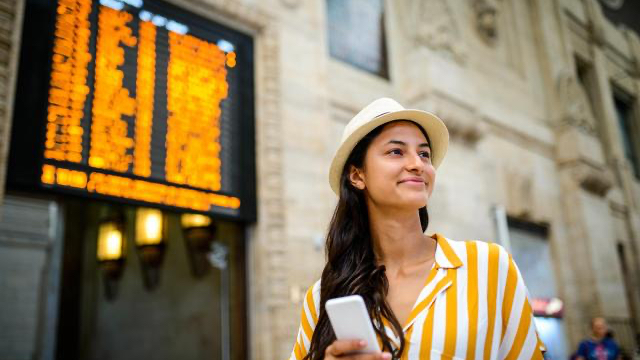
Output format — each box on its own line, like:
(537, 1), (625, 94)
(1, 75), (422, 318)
(431, 233), (463, 269)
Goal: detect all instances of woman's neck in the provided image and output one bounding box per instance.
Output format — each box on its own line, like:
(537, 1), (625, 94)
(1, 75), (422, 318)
(368, 204), (436, 272)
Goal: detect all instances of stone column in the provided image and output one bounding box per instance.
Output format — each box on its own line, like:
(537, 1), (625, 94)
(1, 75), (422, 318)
(552, 62), (628, 345)
(620, 28), (640, 333)
(555, 123), (616, 314)
(0, 0), (26, 211)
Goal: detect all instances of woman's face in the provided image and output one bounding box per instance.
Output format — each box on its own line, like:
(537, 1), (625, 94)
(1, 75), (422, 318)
(349, 121), (436, 210)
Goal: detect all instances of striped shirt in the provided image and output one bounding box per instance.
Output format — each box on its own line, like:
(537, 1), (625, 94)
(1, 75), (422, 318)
(289, 234), (545, 359)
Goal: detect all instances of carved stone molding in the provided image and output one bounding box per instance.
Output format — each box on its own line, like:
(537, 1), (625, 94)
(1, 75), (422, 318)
(599, 0), (624, 10)
(554, 122), (611, 196)
(473, 0), (499, 46)
(607, 187), (628, 214)
(584, 0), (606, 46)
(556, 70), (597, 135)
(436, 106), (485, 145)
(564, 160), (614, 196)
(280, 0), (301, 10)
(397, 0), (466, 62)
(555, 125), (607, 171)
(504, 166), (534, 219)
(197, 0), (271, 29)
(446, 114), (485, 144)
(624, 29), (640, 77)
(415, 92), (485, 145)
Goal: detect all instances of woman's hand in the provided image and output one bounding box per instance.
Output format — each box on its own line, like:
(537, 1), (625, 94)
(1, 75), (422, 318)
(324, 340), (392, 360)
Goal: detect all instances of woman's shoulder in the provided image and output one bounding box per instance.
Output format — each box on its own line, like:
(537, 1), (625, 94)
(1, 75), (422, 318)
(439, 235), (513, 269)
(438, 235), (509, 256)
(306, 279), (321, 295)
(468, 239), (513, 264)
(465, 238), (509, 254)
(302, 279), (322, 311)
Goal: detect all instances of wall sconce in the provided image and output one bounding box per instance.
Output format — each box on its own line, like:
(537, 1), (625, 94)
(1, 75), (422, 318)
(181, 213), (215, 278)
(135, 208), (165, 290)
(97, 217), (125, 301)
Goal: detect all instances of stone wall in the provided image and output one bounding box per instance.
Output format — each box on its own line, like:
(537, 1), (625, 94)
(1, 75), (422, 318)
(0, 0), (25, 209)
(0, 195), (62, 360)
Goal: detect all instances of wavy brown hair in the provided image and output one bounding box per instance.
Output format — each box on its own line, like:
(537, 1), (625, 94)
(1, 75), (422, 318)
(304, 121), (430, 359)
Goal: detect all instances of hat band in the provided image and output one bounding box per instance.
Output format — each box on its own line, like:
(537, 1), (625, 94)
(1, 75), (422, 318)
(373, 111), (390, 119)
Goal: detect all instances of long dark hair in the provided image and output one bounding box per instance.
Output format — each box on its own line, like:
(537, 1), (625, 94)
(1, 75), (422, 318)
(305, 121), (430, 359)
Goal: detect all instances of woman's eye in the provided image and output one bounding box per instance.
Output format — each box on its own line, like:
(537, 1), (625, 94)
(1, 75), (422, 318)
(420, 151), (431, 158)
(388, 149), (403, 155)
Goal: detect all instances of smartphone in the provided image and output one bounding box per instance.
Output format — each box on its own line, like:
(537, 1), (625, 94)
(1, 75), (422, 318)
(325, 295), (381, 354)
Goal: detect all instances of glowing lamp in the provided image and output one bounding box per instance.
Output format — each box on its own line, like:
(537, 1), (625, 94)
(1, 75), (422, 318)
(96, 217), (125, 301)
(98, 221), (124, 261)
(135, 207), (166, 290)
(136, 208), (164, 245)
(181, 213), (212, 228)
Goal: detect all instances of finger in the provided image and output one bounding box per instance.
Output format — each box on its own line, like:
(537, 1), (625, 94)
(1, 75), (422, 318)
(348, 352), (392, 360)
(326, 339), (366, 356)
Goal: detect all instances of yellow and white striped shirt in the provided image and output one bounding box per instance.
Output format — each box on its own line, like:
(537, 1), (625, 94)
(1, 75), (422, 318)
(290, 234), (544, 360)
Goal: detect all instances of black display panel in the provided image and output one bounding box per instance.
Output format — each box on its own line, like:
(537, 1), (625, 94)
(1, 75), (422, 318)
(8, 0), (256, 221)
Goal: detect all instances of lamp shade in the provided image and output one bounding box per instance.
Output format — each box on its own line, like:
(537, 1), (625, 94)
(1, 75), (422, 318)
(97, 220), (124, 261)
(181, 213), (212, 228)
(136, 208), (164, 246)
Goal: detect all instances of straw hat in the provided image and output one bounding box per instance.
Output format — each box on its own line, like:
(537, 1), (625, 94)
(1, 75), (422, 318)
(329, 98), (449, 195)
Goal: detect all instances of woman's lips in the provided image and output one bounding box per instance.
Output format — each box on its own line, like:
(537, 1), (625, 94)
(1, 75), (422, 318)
(399, 177), (425, 185)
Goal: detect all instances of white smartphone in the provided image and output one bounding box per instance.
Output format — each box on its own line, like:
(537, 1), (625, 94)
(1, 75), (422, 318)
(325, 295), (381, 354)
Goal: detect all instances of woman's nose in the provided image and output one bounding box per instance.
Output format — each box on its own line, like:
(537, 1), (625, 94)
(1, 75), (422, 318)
(406, 152), (424, 172)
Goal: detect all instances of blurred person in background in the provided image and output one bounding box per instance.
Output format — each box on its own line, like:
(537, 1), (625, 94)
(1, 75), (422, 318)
(574, 317), (622, 360)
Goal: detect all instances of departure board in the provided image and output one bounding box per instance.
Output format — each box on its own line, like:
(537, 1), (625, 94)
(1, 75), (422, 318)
(9, 0), (256, 220)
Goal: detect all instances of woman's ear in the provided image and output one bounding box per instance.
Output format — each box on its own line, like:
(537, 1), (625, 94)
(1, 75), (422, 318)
(348, 165), (366, 190)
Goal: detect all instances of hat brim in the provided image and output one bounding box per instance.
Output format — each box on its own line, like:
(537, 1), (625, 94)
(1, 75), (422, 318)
(329, 109), (449, 196)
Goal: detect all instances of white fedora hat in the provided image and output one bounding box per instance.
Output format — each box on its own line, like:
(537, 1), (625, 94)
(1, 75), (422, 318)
(329, 97), (449, 195)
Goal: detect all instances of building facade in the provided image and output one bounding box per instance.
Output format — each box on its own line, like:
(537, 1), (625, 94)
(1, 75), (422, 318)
(0, 0), (639, 359)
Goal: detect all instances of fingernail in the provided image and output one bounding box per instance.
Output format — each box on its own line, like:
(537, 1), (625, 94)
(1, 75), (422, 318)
(381, 353), (392, 360)
(359, 340), (366, 347)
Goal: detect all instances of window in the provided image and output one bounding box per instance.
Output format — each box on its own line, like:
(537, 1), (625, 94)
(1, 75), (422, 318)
(507, 218), (568, 360)
(326, 0), (389, 78)
(613, 93), (640, 179)
(507, 219), (556, 299)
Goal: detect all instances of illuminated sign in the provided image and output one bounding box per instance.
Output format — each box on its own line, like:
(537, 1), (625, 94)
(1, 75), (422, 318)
(10, 0), (255, 220)
(532, 297), (564, 318)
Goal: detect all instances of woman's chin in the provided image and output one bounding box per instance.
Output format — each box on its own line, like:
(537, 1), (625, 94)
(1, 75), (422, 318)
(396, 195), (427, 210)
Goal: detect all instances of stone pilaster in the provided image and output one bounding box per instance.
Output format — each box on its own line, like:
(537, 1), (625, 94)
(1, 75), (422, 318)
(166, 1), (289, 358)
(0, 0), (26, 212)
(552, 61), (619, 343)
(252, 23), (291, 360)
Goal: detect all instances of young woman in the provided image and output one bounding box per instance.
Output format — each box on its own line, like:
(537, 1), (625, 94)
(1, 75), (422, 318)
(289, 98), (544, 360)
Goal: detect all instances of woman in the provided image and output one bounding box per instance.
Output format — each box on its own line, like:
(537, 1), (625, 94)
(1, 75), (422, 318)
(289, 98), (544, 360)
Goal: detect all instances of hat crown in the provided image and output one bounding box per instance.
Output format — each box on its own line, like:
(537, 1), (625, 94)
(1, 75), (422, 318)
(329, 97), (448, 196)
(343, 98), (405, 141)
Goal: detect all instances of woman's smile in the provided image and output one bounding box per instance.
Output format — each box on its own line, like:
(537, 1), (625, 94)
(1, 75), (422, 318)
(398, 177), (425, 186)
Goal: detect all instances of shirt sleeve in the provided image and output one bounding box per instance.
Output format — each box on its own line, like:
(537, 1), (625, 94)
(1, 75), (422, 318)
(497, 248), (545, 360)
(289, 280), (321, 360)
